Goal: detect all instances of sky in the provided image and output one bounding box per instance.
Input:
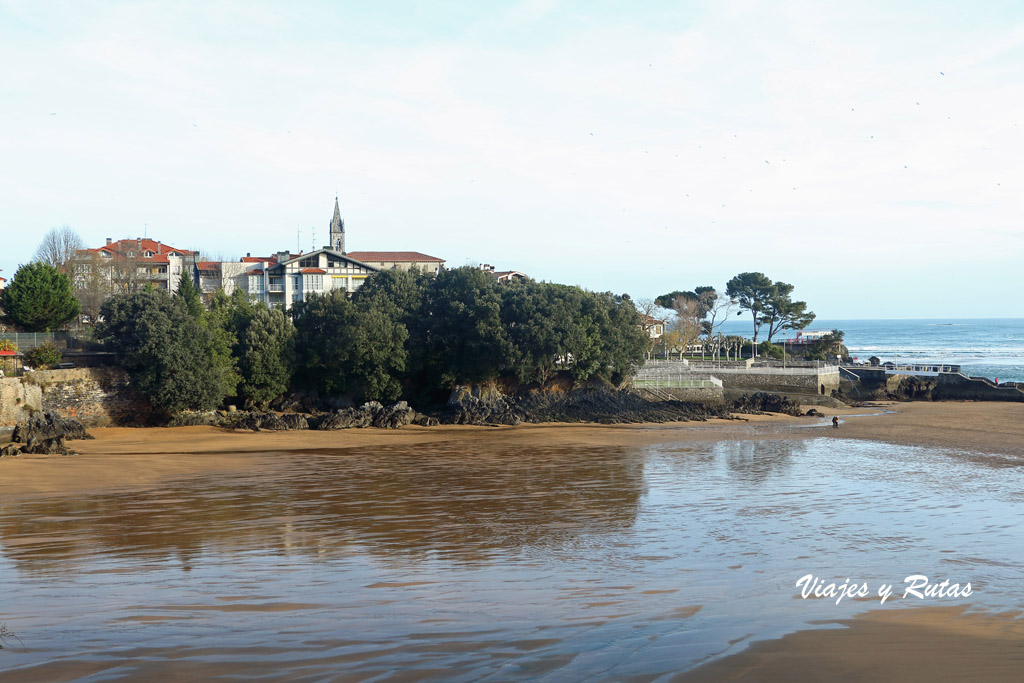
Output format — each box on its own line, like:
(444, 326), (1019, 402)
(1, 0), (1023, 319)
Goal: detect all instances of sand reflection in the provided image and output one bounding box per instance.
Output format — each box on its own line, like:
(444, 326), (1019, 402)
(0, 443), (644, 571)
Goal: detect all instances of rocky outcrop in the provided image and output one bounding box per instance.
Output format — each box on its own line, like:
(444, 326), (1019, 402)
(445, 386), (522, 425)
(232, 402), (421, 432)
(11, 411), (93, 444)
(730, 392), (804, 416)
(444, 385), (729, 425)
(22, 435), (70, 455)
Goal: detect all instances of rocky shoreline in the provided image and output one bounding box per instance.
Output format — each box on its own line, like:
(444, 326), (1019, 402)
(195, 387), (806, 432)
(0, 389), (812, 452)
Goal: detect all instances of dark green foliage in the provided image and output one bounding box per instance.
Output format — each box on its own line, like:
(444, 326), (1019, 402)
(292, 267), (650, 403)
(806, 329), (848, 361)
(236, 307), (295, 409)
(725, 272), (774, 343)
(206, 289), (295, 409)
(758, 280), (816, 342)
(756, 341), (785, 360)
(1, 262), (80, 331)
(24, 341), (62, 369)
(423, 268), (512, 386)
(97, 289), (226, 416)
(175, 271), (204, 317)
(292, 290), (407, 402)
(655, 290), (696, 309)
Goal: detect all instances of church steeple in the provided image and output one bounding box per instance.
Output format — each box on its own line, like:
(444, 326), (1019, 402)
(329, 196), (345, 253)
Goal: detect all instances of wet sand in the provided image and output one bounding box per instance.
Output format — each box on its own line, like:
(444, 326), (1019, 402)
(1, 400), (1021, 499)
(679, 606), (1024, 682)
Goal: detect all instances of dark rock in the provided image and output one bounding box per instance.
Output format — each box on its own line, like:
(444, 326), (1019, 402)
(258, 413), (288, 431)
(412, 414), (440, 427)
(233, 413), (263, 431)
(0, 444), (22, 457)
(166, 411), (227, 427)
(444, 384), (727, 426)
(12, 411), (93, 444)
(281, 413), (309, 430)
(373, 401), (416, 429)
(22, 435), (70, 455)
(731, 392), (804, 416)
(805, 408), (822, 417)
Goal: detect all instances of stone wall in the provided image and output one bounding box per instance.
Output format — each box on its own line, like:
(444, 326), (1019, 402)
(0, 377), (43, 426)
(935, 373), (1024, 402)
(0, 368), (154, 427)
(634, 385), (724, 405)
(719, 371), (839, 396)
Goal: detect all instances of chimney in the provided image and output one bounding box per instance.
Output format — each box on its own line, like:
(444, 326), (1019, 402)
(136, 238), (142, 251)
(105, 237), (112, 245)
(246, 252), (251, 258)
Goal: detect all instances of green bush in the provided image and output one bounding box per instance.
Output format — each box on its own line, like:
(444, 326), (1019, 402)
(24, 341), (62, 369)
(757, 341), (785, 360)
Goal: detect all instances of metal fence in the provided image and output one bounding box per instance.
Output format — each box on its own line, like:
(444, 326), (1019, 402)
(0, 331), (98, 352)
(633, 373), (723, 389)
(0, 332), (62, 352)
(642, 360), (838, 376)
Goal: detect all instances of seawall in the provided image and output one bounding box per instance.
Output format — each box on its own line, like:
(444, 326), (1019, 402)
(0, 368), (152, 428)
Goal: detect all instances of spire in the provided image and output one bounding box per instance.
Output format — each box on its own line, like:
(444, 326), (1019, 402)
(329, 196), (345, 253)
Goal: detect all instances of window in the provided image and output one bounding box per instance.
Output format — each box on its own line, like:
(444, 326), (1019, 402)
(304, 274), (323, 290)
(250, 276), (264, 292)
(299, 256), (319, 268)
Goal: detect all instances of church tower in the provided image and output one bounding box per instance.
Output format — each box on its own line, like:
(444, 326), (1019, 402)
(329, 196), (345, 253)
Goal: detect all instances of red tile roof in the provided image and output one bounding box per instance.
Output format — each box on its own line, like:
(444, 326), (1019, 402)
(300, 268), (326, 274)
(198, 261), (220, 270)
(346, 251), (444, 263)
(79, 238), (194, 261)
(248, 269), (264, 275)
(242, 256), (277, 264)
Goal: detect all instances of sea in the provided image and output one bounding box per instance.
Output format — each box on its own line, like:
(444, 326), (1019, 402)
(718, 318), (1024, 383)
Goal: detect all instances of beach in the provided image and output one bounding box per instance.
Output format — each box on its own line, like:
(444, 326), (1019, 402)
(2, 400), (1023, 680)
(3, 400), (1021, 498)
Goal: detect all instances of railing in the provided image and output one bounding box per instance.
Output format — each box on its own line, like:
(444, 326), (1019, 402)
(633, 374), (723, 389)
(268, 284), (284, 292)
(0, 332), (62, 351)
(642, 360), (839, 376)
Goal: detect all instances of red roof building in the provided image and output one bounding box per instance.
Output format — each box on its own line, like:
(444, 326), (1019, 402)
(345, 251), (445, 275)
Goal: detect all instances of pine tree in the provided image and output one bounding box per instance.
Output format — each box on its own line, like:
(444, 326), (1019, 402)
(175, 270), (203, 317)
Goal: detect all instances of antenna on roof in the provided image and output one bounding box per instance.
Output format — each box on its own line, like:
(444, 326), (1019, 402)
(297, 226), (300, 252)
(311, 227), (316, 250)
(144, 223), (148, 239)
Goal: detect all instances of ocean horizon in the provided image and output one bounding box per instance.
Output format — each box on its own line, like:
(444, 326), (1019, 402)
(717, 317), (1024, 383)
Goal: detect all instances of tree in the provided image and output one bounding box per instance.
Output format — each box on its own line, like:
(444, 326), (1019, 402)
(34, 226), (85, 274)
(759, 281), (815, 342)
(236, 307), (294, 409)
(73, 252), (110, 324)
(175, 271), (203, 317)
(0, 262), (81, 331)
(664, 296), (704, 358)
(423, 267), (512, 386)
(725, 272), (775, 344)
(97, 289), (227, 416)
(292, 290), (408, 402)
(807, 329), (848, 362)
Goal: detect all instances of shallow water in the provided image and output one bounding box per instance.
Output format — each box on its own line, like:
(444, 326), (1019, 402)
(2, 436), (1023, 680)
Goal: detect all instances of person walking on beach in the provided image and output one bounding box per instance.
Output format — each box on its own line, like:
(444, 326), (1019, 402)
(832, 416), (839, 429)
